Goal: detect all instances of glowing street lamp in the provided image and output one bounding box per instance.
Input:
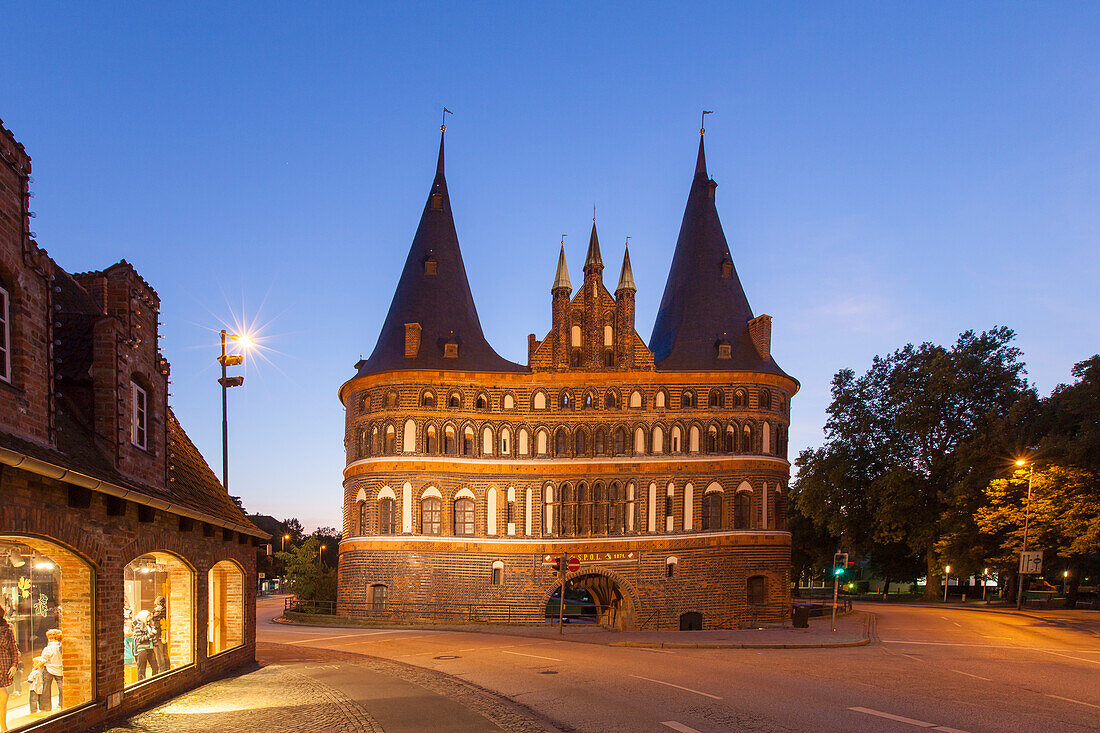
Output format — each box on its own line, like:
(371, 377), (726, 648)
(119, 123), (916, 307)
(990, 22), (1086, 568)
(1015, 458), (1035, 610)
(281, 533), (290, 552)
(1063, 570), (1070, 597)
(944, 565), (952, 603)
(319, 544), (327, 566)
(217, 330), (251, 493)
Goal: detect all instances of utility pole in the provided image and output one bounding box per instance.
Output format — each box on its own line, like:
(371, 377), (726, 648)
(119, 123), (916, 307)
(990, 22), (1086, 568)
(558, 554), (567, 635)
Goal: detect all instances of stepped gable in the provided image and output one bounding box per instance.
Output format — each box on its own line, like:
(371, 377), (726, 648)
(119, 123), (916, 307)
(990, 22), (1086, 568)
(355, 129), (524, 376)
(649, 134), (790, 376)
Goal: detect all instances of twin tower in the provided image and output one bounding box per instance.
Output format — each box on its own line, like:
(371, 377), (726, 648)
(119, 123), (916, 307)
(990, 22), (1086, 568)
(338, 126), (798, 631)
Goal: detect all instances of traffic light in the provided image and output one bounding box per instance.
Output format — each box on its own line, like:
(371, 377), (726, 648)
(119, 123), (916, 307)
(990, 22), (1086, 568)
(833, 552), (849, 576)
(550, 557), (561, 574)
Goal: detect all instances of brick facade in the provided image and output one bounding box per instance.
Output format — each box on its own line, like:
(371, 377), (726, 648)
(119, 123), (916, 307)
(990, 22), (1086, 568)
(0, 118), (264, 732)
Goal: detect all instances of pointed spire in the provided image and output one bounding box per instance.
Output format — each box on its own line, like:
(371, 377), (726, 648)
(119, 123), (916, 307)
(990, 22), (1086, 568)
(552, 243), (572, 292)
(616, 240), (636, 294)
(356, 127), (522, 375)
(695, 133), (707, 177)
(436, 125), (445, 177)
(583, 221), (604, 278)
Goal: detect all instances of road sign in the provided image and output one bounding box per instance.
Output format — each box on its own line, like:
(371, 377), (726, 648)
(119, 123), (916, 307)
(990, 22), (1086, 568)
(568, 556), (580, 572)
(1019, 550), (1043, 575)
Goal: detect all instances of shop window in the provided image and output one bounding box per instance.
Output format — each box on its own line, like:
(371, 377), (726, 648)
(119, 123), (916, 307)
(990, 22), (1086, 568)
(0, 537), (94, 727)
(124, 552), (193, 686)
(207, 560), (243, 656)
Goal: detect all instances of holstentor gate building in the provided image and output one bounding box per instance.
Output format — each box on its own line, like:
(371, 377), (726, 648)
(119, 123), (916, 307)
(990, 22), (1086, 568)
(338, 126), (797, 630)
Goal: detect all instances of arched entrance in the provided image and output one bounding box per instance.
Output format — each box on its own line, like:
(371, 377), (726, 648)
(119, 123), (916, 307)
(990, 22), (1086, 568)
(543, 569), (637, 630)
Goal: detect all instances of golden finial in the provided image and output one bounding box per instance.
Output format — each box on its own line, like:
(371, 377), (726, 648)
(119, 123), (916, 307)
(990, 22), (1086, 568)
(441, 107), (453, 132)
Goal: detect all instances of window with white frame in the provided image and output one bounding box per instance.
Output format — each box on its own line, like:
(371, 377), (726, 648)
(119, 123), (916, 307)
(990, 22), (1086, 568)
(0, 284), (10, 383)
(131, 381), (148, 449)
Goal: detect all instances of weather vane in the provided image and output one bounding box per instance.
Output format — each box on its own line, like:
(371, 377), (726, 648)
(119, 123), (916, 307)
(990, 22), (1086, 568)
(701, 109), (713, 134)
(442, 107), (453, 132)
(625, 235), (631, 248)
(561, 233), (567, 248)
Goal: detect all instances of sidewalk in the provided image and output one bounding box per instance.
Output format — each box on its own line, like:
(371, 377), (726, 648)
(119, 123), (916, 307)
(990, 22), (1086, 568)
(277, 609), (873, 649)
(854, 601), (1100, 635)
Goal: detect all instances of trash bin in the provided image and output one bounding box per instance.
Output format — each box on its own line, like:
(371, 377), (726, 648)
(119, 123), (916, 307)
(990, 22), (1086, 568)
(792, 605), (810, 628)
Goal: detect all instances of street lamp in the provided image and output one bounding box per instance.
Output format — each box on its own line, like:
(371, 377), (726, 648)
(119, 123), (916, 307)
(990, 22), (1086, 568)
(281, 533), (290, 552)
(944, 565), (951, 603)
(1015, 458), (1035, 611)
(983, 568), (989, 601)
(217, 330), (250, 492)
(1063, 570), (1069, 597)
(319, 544), (327, 566)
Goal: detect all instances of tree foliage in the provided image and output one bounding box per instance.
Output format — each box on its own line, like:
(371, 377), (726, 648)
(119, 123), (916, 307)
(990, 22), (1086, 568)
(276, 537), (337, 602)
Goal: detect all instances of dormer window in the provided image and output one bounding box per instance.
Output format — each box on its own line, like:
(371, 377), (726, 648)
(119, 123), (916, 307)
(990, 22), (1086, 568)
(423, 257), (437, 276)
(0, 283), (10, 383)
(131, 381), (148, 449)
(721, 259), (733, 279)
(430, 192), (443, 211)
(717, 340), (731, 359)
(443, 341), (459, 359)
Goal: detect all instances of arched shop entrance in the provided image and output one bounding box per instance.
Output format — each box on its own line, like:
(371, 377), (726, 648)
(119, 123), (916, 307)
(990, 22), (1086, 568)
(0, 535), (94, 730)
(543, 570), (637, 630)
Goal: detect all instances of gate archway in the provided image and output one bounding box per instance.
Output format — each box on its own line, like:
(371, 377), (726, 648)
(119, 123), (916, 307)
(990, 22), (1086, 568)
(542, 567), (638, 630)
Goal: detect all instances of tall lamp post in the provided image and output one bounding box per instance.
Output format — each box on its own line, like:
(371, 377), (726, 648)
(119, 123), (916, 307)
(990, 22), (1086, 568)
(281, 533), (290, 552)
(319, 544), (327, 567)
(1015, 458), (1035, 611)
(217, 330), (251, 492)
(944, 565), (951, 603)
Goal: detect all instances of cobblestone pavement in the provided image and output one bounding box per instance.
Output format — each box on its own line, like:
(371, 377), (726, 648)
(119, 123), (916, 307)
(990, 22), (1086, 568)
(103, 643), (556, 733)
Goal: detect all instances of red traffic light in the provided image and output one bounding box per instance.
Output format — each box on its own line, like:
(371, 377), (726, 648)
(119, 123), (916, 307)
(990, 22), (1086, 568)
(550, 557), (561, 572)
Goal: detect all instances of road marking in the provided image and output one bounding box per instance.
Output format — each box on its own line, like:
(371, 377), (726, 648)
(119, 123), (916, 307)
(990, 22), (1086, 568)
(902, 654), (923, 662)
(950, 669), (991, 681)
(1045, 694), (1100, 709)
(283, 632), (396, 645)
(636, 647), (677, 655)
(501, 650), (563, 662)
(850, 707), (970, 732)
(630, 675), (722, 700)
(939, 616), (962, 628)
(661, 722), (703, 733)
(881, 640), (1100, 653)
(1033, 648), (1100, 665)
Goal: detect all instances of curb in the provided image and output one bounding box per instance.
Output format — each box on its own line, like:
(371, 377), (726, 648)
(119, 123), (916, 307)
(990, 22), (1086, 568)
(608, 638), (869, 649)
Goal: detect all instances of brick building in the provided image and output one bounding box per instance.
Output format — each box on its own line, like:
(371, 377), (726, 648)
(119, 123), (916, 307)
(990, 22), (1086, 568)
(338, 127), (797, 630)
(0, 120), (264, 732)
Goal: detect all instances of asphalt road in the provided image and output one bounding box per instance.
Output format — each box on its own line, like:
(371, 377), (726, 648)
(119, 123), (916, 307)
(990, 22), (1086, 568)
(258, 599), (1100, 732)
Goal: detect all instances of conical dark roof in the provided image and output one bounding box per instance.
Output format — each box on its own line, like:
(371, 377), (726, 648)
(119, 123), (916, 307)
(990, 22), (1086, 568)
(583, 222), (603, 277)
(355, 131), (523, 376)
(648, 135), (789, 376)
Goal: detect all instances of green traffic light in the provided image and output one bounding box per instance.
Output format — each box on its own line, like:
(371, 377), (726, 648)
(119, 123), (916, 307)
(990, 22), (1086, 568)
(834, 567), (843, 576)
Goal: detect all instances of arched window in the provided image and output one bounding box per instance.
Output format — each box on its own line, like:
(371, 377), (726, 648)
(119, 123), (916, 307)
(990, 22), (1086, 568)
(0, 536), (93, 721)
(501, 427), (511, 455)
(208, 560), (244, 656)
(559, 391), (572, 409)
(734, 389), (747, 408)
(762, 421), (771, 455)
(125, 552), (194, 684)
(634, 426), (646, 454)
(482, 425), (494, 455)
(760, 389), (772, 410)
(386, 391), (398, 407)
(666, 556), (678, 578)
(462, 426), (474, 456)
(536, 428), (548, 455)
(357, 500), (367, 535)
(604, 350), (615, 367)
(533, 390), (547, 410)
(689, 425), (700, 453)
(605, 391), (618, 409)
(629, 390), (643, 408)
(681, 390), (696, 408)
(706, 426), (718, 453)
(402, 419), (416, 453)
(594, 482), (609, 534)
(425, 425), (438, 454)
(454, 497), (475, 536)
(574, 428), (587, 456)
(560, 483), (575, 536)
(652, 425), (664, 453)
(555, 427), (568, 456)
(378, 498), (396, 534)
(702, 491), (722, 530)
(610, 482), (625, 534)
(370, 584), (388, 611)
(421, 391), (436, 408)
(449, 392), (461, 408)
(595, 428), (606, 455)
(578, 483), (592, 535)
(384, 425), (396, 454)
(370, 426), (379, 454)
(443, 425), (456, 454)
(775, 487), (788, 530)
(613, 427), (626, 455)
(742, 424), (754, 453)
(518, 427), (529, 455)
(734, 490), (752, 529)
(503, 393), (515, 410)
(544, 485), (555, 534)
(491, 560), (504, 586)
(671, 425), (682, 453)
(655, 389), (667, 408)
(725, 426), (736, 453)
(603, 324), (613, 347)
(571, 324), (582, 347)
(476, 393), (489, 410)
(747, 575), (766, 605)
(421, 496), (442, 535)
(583, 391), (594, 409)
(709, 388), (723, 408)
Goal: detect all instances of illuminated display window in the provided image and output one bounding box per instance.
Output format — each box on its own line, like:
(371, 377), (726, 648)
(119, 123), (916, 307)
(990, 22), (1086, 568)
(124, 553), (193, 686)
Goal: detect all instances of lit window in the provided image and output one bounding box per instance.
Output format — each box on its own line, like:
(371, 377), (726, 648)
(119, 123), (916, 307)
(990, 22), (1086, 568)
(208, 560), (244, 656)
(125, 552), (194, 685)
(131, 382), (148, 449)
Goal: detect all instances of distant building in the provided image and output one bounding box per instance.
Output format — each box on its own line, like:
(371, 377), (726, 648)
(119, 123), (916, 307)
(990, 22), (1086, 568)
(338, 128), (797, 630)
(0, 119), (264, 732)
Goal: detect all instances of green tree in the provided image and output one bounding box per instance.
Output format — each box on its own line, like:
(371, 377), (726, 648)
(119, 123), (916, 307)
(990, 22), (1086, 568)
(276, 537), (337, 603)
(795, 328), (1031, 599)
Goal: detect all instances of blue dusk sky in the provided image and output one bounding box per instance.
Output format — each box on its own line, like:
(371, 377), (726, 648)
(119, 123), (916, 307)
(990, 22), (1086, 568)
(3, 4), (1098, 531)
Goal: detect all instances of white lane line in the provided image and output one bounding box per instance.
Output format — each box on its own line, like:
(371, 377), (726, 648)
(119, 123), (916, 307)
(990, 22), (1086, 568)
(661, 722), (703, 733)
(1033, 648), (1100, 665)
(283, 632), (398, 645)
(1045, 694), (1100, 709)
(881, 640), (1100, 652)
(849, 706), (936, 727)
(950, 669), (991, 681)
(630, 674), (722, 700)
(501, 650), (563, 662)
(939, 616), (962, 628)
(637, 647), (677, 655)
(901, 654), (923, 662)
(933, 727), (971, 733)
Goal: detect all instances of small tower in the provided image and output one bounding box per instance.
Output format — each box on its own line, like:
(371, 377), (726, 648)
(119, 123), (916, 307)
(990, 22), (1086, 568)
(614, 241), (637, 370)
(551, 243), (572, 370)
